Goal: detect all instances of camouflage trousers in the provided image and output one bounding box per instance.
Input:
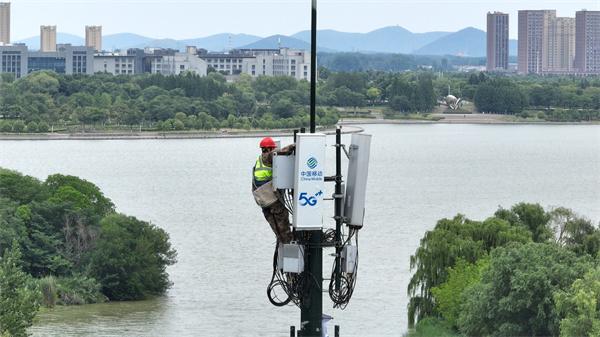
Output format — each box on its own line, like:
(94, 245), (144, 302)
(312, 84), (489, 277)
(262, 200), (293, 244)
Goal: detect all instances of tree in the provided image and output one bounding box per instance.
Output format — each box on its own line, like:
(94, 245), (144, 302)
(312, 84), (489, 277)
(408, 215), (531, 326)
(89, 214), (177, 300)
(431, 258), (489, 328)
(0, 243), (40, 337)
(366, 87), (381, 105)
(495, 203), (552, 243)
(458, 243), (592, 337)
(554, 267), (600, 337)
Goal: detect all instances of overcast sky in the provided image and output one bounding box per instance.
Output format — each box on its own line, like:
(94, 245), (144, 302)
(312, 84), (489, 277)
(9, 0), (600, 40)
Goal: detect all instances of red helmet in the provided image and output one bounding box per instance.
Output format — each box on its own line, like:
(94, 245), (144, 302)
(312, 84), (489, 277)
(259, 137), (277, 149)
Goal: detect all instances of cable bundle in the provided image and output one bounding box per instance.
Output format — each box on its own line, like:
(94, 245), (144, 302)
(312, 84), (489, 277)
(328, 228), (359, 309)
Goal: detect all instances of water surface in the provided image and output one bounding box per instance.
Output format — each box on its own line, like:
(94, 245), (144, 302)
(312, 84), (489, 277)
(0, 124), (599, 336)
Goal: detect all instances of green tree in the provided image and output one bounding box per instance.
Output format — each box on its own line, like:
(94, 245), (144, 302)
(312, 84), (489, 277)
(408, 214), (531, 326)
(89, 214), (177, 300)
(554, 267), (600, 337)
(431, 258), (489, 328)
(0, 243), (40, 337)
(458, 243), (592, 337)
(494, 203), (552, 243)
(366, 87), (381, 105)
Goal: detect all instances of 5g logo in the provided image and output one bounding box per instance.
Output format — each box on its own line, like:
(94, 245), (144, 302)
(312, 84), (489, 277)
(299, 190), (323, 207)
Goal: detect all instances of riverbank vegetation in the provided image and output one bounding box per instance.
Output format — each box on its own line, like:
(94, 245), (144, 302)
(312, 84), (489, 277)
(0, 70), (598, 135)
(407, 203), (600, 337)
(0, 168), (177, 333)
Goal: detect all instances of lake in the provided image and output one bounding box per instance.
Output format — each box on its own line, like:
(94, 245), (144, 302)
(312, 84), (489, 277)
(1, 124), (599, 336)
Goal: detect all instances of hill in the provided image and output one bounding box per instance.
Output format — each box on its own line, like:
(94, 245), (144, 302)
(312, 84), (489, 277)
(414, 27), (517, 57)
(293, 26), (449, 53)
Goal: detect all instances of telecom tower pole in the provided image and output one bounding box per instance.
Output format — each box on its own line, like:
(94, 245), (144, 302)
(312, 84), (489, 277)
(299, 0), (322, 336)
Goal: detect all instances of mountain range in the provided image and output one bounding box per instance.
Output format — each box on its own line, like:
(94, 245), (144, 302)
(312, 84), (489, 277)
(15, 26), (517, 57)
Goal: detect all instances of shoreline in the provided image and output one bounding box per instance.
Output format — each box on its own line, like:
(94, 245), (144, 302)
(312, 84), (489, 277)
(1, 116), (598, 141)
(340, 120), (600, 126)
(0, 126), (364, 141)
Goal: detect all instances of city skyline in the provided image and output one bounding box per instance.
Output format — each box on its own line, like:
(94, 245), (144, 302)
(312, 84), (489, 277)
(4, 0), (599, 41)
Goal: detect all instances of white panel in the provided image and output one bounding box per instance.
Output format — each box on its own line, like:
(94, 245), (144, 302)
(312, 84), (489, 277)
(342, 245), (358, 274)
(344, 134), (372, 227)
(272, 154), (295, 190)
(293, 133), (326, 231)
(282, 244), (304, 274)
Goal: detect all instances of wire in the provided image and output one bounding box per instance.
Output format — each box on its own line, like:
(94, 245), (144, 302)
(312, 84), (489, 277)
(328, 228), (359, 309)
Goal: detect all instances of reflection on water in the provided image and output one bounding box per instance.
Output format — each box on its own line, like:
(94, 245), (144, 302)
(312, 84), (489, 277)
(32, 299), (167, 336)
(0, 124), (599, 336)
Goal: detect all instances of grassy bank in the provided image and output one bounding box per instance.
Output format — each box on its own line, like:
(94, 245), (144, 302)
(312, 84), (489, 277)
(404, 318), (463, 337)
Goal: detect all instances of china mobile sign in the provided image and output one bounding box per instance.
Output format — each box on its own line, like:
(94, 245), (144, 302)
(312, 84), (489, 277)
(293, 133), (326, 230)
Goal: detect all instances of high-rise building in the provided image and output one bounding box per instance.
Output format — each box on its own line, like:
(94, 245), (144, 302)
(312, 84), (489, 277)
(486, 12), (509, 71)
(0, 2), (10, 45)
(40, 25), (57, 52)
(85, 25), (102, 51)
(518, 10), (556, 74)
(544, 17), (575, 73)
(575, 10), (600, 74)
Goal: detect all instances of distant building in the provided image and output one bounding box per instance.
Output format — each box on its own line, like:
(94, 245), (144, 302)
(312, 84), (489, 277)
(85, 26), (102, 52)
(575, 10), (600, 74)
(518, 10), (556, 74)
(544, 17), (575, 73)
(28, 44), (94, 74)
(150, 52), (208, 76)
(93, 52), (136, 75)
(486, 12), (509, 71)
(200, 51), (255, 75)
(0, 2), (10, 45)
(0, 44), (94, 77)
(0, 44), (27, 78)
(40, 25), (57, 52)
(200, 48), (312, 81)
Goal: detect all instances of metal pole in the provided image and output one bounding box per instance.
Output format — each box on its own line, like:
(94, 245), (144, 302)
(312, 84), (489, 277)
(300, 1), (322, 336)
(334, 127), (342, 291)
(309, 0), (317, 134)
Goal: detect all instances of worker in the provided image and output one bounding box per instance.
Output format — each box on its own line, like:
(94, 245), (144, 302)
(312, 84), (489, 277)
(252, 137), (295, 244)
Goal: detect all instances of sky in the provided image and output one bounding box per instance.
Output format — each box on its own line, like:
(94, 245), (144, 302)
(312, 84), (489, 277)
(9, 0), (600, 41)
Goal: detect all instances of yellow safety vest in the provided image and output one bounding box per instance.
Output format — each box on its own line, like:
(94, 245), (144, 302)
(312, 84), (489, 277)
(254, 155), (272, 184)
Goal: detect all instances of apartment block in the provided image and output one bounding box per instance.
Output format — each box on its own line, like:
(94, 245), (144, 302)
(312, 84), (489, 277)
(544, 17), (575, 73)
(0, 2), (10, 45)
(85, 26), (102, 52)
(486, 12), (509, 71)
(40, 25), (57, 52)
(575, 10), (600, 74)
(518, 10), (556, 74)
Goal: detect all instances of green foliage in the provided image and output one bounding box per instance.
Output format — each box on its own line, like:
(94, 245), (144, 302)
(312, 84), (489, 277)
(554, 267), (600, 337)
(550, 207), (600, 257)
(458, 243), (592, 337)
(495, 202), (553, 243)
(404, 317), (463, 337)
(0, 167), (177, 305)
(0, 243), (40, 337)
(474, 78), (527, 114)
(408, 214), (531, 326)
(431, 259), (489, 328)
(89, 214), (177, 300)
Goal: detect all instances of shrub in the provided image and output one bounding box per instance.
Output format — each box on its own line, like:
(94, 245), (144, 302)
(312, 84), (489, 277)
(89, 214), (177, 300)
(38, 276), (58, 307)
(26, 121), (38, 133)
(38, 121), (50, 133)
(12, 120), (25, 133)
(458, 243), (592, 337)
